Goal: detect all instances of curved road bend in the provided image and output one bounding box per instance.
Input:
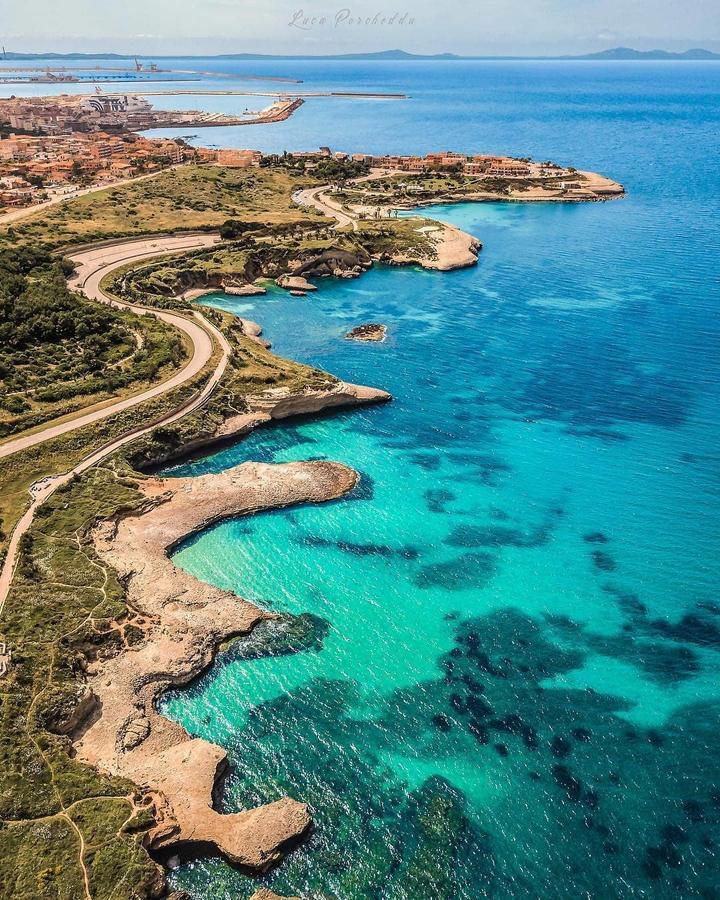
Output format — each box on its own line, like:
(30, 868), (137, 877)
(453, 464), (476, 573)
(294, 185), (358, 231)
(293, 171), (401, 232)
(0, 234), (232, 613)
(0, 235), (221, 461)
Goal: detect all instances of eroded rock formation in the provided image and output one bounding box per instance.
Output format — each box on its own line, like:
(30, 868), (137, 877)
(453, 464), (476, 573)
(75, 460), (359, 870)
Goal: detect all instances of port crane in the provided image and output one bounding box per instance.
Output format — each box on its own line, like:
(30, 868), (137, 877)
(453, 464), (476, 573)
(134, 58), (159, 73)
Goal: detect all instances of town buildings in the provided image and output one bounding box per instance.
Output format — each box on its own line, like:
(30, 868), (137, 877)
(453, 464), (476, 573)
(0, 131), (196, 206)
(350, 150), (567, 178)
(213, 148), (263, 168)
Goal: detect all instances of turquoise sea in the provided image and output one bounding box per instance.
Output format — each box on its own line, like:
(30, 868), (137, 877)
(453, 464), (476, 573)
(133, 60), (719, 896)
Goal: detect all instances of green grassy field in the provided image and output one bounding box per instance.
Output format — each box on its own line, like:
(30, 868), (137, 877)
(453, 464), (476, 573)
(330, 171), (576, 207)
(0, 306), (186, 441)
(0, 459), (165, 900)
(5, 165), (324, 249)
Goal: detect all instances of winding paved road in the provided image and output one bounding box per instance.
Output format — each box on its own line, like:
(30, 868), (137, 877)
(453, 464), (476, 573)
(293, 185), (358, 231)
(0, 235), (222, 460)
(293, 170), (402, 232)
(0, 234), (231, 615)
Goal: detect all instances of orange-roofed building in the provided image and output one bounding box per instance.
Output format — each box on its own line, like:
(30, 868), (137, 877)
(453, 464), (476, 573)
(214, 149), (262, 168)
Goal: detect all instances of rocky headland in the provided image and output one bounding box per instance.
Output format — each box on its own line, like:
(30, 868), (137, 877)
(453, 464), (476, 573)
(141, 377), (391, 469)
(74, 460), (359, 871)
(416, 221), (482, 271)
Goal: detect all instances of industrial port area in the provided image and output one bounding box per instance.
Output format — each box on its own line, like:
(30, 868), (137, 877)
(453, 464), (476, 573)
(0, 92), (304, 134)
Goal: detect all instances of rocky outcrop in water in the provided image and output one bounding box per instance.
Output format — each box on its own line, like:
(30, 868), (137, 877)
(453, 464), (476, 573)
(276, 274), (317, 291)
(223, 282), (267, 296)
(250, 890), (301, 900)
(345, 323), (388, 342)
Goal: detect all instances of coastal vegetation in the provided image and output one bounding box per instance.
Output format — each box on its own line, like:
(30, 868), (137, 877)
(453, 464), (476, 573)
(328, 167), (623, 207)
(0, 245), (186, 438)
(0, 303), (337, 897)
(0, 355), (217, 896)
(123, 308), (338, 470)
(0, 178), (349, 893)
(100, 220), (440, 313)
(7, 164), (325, 248)
(330, 171), (520, 203)
(0, 159), (437, 557)
(0, 461), (162, 899)
(260, 151), (370, 182)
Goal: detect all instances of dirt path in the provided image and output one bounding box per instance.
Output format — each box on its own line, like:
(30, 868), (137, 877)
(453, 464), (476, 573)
(293, 169), (403, 231)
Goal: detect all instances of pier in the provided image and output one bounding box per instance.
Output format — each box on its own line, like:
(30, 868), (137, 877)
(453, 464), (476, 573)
(132, 89), (407, 99)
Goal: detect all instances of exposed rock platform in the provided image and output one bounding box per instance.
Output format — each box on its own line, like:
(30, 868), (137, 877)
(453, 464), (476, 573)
(75, 460), (359, 870)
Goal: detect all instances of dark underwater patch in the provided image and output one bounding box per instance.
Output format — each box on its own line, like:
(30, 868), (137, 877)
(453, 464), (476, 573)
(697, 600), (720, 617)
(407, 451), (443, 471)
(414, 551), (497, 590)
(489, 507), (510, 521)
(296, 534), (419, 560)
(543, 613), (583, 633)
(583, 531), (609, 544)
(586, 634), (700, 685)
(192, 606), (720, 900)
(445, 523), (551, 550)
(446, 452), (508, 469)
(602, 584), (648, 620)
(551, 735), (573, 758)
(446, 452), (512, 486)
(591, 550), (617, 572)
(514, 330), (689, 429)
(425, 487), (456, 514)
(552, 764), (583, 802)
(346, 471), (375, 501)
(225, 613), (330, 661)
(232, 523), (255, 536)
(648, 613), (720, 648)
(432, 713), (453, 732)
(383, 776), (495, 897)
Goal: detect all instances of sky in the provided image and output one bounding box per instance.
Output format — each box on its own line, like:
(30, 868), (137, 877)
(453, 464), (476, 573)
(0, 0), (718, 56)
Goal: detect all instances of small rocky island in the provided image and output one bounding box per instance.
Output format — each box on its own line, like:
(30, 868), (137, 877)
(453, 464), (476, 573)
(345, 323), (388, 342)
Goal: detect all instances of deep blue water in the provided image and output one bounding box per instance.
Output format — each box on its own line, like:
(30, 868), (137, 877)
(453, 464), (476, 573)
(103, 60), (720, 896)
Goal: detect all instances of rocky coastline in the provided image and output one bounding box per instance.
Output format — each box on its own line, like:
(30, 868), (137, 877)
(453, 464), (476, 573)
(140, 226), (481, 310)
(140, 376), (391, 469)
(51, 176), (476, 893)
(74, 459), (360, 876)
(61, 349), (389, 888)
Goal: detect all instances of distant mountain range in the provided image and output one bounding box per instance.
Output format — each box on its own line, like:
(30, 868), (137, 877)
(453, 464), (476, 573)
(1, 47), (719, 61)
(577, 47), (720, 60)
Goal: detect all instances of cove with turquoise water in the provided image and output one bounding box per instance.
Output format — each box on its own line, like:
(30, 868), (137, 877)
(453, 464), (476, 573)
(155, 62), (720, 897)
